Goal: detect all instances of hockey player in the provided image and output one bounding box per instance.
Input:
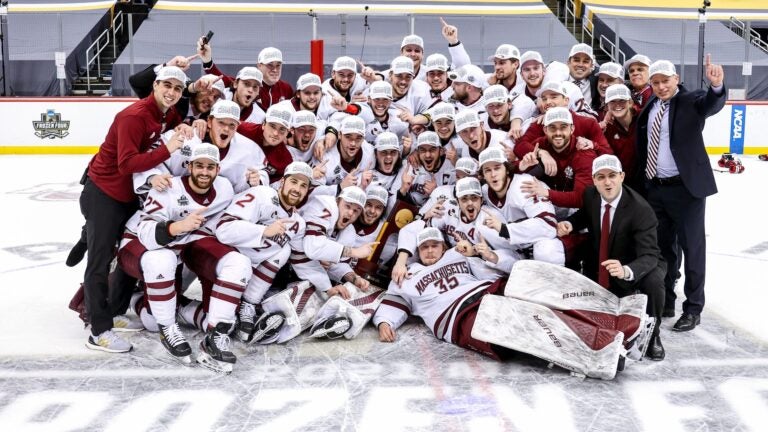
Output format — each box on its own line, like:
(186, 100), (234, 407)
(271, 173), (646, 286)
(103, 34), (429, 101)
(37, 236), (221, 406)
(447, 64), (487, 113)
(419, 157), (480, 217)
(215, 162), (313, 343)
(424, 54), (452, 106)
(369, 132), (403, 191)
(360, 80), (409, 143)
(375, 227), (651, 380)
(394, 131), (455, 206)
(237, 104), (295, 186)
(203, 63), (266, 125)
(254, 47), (294, 111)
(117, 144), (251, 372)
(135, 100), (268, 195)
(594, 62), (626, 118)
(323, 56), (371, 103)
(453, 110), (514, 161)
(388, 56), (432, 123)
(478, 146), (564, 265)
(482, 84), (535, 137)
(286, 110), (322, 163)
(519, 51), (546, 100)
(314, 115), (375, 186)
(487, 44), (525, 97)
(291, 187), (379, 298)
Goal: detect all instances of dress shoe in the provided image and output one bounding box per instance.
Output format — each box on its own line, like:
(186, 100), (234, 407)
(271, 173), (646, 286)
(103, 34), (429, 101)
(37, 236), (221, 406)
(672, 313), (700, 332)
(662, 308), (675, 318)
(645, 335), (665, 361)
(65, 240), (88, 267)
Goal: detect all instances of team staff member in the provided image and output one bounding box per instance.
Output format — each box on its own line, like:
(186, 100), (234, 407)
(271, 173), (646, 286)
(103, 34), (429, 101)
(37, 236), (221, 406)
(558, 155), (666, 360)
(635, 57), (726, 332)
(624, 54), (653, 111)
(76, 66), (190, 352)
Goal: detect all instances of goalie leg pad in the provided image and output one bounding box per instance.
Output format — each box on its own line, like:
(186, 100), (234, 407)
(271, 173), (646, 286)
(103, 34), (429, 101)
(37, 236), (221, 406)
(471, 295), (624, 380)
(504, 260), (650, 343)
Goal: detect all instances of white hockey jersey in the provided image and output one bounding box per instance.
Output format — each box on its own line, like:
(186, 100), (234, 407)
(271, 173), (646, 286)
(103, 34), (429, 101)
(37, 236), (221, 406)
(358, 105), (410, 143)
(454, 130), (514, 162)
(482, 174), (558, 247)
(372, 248), (493, 344)
(391, 159), (455, 207)
(390, 79), (432, 116)
(314, 140), (376, 186)
(124, 175), (234, 251)
(214, 186), (306, 264)
(133, 131), (268, 195)
(224, 88), (266, 124)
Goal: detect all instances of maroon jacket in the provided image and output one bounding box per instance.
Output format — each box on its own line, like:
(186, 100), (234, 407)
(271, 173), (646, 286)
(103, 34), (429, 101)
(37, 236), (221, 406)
(258, 80), (294, 111)
(238, 123), (292, 184)
(527, 135), (597, 210)
(88, 95), (180, 202)
(514, 110), (612, 159)
(604, 115), (639, 179)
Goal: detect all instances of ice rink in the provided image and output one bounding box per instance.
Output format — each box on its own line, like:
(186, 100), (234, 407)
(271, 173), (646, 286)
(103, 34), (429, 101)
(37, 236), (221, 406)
(1, 154), (767, 431)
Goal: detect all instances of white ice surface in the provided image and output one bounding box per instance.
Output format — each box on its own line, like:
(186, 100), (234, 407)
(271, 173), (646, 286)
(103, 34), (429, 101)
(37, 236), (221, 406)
(0, 154), (767, 431)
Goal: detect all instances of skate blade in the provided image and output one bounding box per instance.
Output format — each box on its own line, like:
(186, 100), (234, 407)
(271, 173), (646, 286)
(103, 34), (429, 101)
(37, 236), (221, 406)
(236, 329), (253, 344)
(170, 354), (193, 366)
(196, 352), (233, 374)
(252, 316), (285, 344)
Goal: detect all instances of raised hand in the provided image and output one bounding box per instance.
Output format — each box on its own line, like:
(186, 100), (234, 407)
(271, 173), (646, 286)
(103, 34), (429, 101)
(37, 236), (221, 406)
(149, 173), (173, 192)
(350, 241), (380, 259)
(482, 208), (502, 232)
(705, 54), (724, 87)
(312, 159), (329, 180)
(341, 167), (360, 189)
(440, 17), (459, 45)
(197, 37), (212, 63)
(246, 167), (261, 186)
(264, 218), (293, 237)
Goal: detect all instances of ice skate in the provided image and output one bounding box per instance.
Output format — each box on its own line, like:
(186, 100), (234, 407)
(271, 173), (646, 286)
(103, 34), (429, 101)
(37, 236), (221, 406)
(309, 314), (351, 339)
(251, 311), (285, 344)
(625, 318), (655, 361)
(235, 300), (258, 343)
(197, 321), (236, 374)
(158, 323), (192, 365)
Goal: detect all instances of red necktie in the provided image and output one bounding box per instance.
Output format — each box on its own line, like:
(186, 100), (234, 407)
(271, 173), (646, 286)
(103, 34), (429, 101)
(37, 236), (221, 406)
(598, 203), (611, 288)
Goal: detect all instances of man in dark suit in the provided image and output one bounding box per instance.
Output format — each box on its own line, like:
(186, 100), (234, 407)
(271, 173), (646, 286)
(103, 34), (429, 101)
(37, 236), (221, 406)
(557, 154), (666, 360)
(634, 56), (726, 332)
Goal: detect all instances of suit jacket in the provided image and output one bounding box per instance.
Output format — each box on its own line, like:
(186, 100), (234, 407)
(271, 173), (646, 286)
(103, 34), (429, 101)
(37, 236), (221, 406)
(567, 185), (664, 290)
(635, 84), (726, 199)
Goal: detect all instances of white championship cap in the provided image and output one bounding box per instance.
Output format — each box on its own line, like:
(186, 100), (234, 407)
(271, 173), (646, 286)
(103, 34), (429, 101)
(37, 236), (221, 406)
(366, 185), (389, 205)
(489, 44), (521, 61)
(368, 81), (393, 100)
(374, 132), (401, 152)
(417, 227), (443, 246)
(200, 74), (226, 95)
(598, 62), (625, 79)
(401, 34), (424, 49)
(455, 157), (479, 176)
(478, 146), (507, 167)
(416, 131), (440, 148)
(448, 64), (487, 90)
(454, 109), (481, 133)
(425, 53), (449, 72)
(338, 186), (367, 208)
(236, 66), (263, 84)
(623, 54), (651, 69)
(209, 100), (241, 122)
(257, 47), (283, 64)
(265, 104), (293, 128)
(340, 115), (366, 136)
(520, 50), (545, 67)
(333, 56), (357, 73)
(190, 142), (220, 164)
(391, 56), (415, 76)
(284, 161), (314, 181)
(291, 110), (317, 128)
(430, 102), (455, 121)
(455, 177), (483, 197)
(592, 154), (623, 175)
(649, 60), (676, 77)
(605, 84), (632, 103)
(568, 43), (594, 59)
(543, 106), (573, 126)
(296, 73), (322, 91)
(155, 66), (188, 85)
(536, 80), (568, 98)
(560, 81), (584, 108)
(483, 84), (510, 106)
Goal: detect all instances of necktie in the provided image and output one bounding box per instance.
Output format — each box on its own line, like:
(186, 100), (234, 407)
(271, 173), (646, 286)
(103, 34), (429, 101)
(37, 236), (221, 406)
(573, 80), (584, 87)
(645, 101), (669, 179)
(598, 203), (611, 288)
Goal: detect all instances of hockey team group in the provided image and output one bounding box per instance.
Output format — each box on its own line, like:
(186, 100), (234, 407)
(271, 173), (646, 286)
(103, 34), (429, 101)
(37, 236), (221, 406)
(66, 18), (726, 379)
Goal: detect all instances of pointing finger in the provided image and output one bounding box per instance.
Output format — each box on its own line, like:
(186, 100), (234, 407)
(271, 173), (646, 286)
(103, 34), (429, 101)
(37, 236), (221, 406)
(186, 54), (200, 62)
(706, 53), (711, 67)
(193, 206), (208, 215)
(439, 17), (448, 27)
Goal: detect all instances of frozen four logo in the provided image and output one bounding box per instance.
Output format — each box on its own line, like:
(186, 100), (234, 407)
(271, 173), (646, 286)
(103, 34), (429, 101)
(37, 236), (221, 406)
(32, 109), (70, 139)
